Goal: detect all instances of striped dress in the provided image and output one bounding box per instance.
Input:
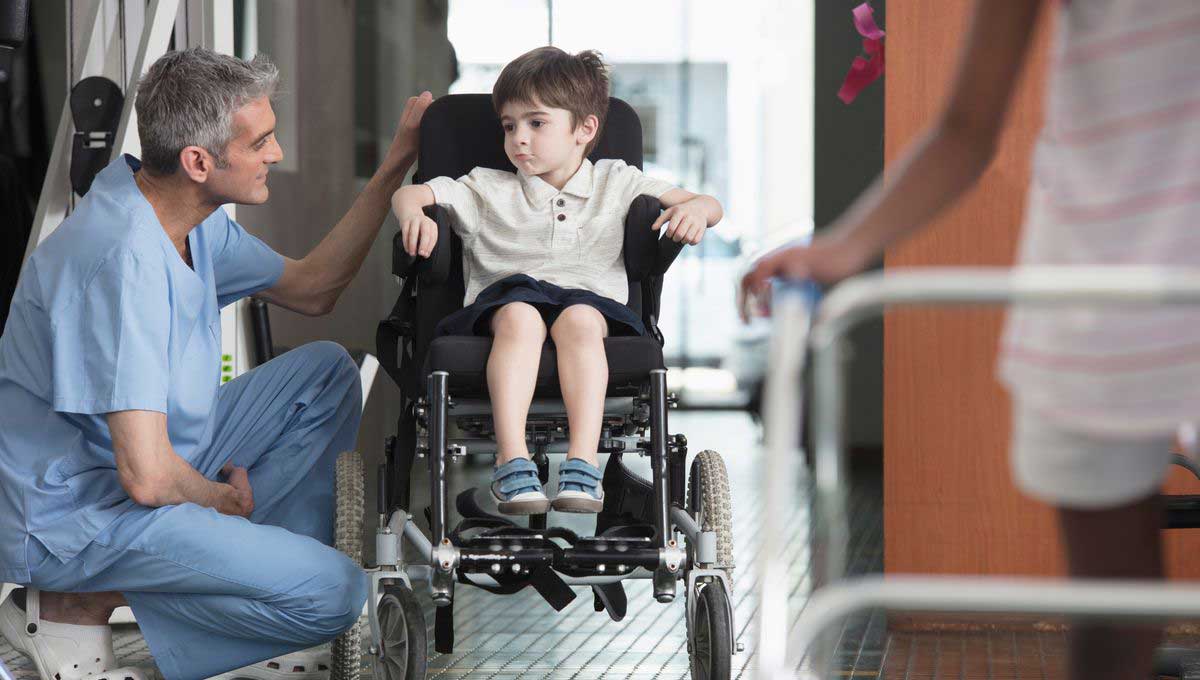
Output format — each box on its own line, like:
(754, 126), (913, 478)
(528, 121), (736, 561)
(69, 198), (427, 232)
(998, 0), (1200, 437)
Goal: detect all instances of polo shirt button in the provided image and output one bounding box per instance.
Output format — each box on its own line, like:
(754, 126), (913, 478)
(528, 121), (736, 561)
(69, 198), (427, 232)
(557, 214), (566, 221)
(556, 198), (565, 207)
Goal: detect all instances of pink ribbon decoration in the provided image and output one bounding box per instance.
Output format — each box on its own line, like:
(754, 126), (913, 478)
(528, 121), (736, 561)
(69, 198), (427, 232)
(838, 2), (886, 105)
(851, 2), (885, 40)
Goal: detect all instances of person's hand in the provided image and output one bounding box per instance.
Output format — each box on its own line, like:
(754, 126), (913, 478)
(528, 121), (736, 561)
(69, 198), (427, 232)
(220, 463), (254, 519)
(383, 91), (434, 171)
(651, 199), (709, 245)
(738, 233), (872, 322)
(400, 212), (438, 258)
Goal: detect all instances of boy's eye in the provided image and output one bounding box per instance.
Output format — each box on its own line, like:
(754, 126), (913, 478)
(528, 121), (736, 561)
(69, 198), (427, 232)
(530, 120), (544, 128)
(502, 123), (514, 133)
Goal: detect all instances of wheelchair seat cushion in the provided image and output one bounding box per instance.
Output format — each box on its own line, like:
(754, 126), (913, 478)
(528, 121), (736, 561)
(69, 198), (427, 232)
(423, 335), (665, 398)
(433, 274), (646, 338)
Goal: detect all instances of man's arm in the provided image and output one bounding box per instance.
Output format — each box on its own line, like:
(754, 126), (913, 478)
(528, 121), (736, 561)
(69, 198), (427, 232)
(109, 410), (251, 516)
(257, 92), (434, 316)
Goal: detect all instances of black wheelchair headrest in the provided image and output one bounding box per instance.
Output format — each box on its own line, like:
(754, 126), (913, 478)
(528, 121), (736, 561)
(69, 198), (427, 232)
(0, 0), (29, 49)
(413, 94), (646, 182)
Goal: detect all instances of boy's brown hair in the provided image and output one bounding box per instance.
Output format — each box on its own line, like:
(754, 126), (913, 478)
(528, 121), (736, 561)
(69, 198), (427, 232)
(492, 47), (610, 156)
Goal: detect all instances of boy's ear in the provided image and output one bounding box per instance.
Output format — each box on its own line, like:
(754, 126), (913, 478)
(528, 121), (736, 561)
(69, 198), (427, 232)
(576, 114), (599, 147)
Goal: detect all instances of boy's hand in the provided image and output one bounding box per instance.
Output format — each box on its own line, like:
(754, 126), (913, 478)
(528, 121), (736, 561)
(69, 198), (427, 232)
(651, 199), (708, 245)
(400, 212), (438, 258)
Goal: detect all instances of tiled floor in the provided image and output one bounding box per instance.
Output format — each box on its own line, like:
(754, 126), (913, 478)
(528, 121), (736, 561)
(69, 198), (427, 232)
(7, 410), (1200, 679)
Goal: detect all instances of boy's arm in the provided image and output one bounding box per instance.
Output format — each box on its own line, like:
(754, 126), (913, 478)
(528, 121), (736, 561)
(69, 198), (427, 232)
(650, 188), (724, 245)
(391, 184), (438, 257)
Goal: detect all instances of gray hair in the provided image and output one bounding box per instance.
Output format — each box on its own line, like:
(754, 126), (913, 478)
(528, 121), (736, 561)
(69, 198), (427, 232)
(135, 47), (279, 175)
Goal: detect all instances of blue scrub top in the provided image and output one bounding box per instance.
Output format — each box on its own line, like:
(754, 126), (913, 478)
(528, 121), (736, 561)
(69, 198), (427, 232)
(0, 155), (284, 582)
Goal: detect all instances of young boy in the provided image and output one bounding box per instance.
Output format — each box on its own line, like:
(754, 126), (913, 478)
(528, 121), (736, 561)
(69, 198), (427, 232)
(391, 47), (723, 515)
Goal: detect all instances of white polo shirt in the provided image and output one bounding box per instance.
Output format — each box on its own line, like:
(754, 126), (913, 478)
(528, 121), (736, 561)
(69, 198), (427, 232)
(425, 158), (675, 306)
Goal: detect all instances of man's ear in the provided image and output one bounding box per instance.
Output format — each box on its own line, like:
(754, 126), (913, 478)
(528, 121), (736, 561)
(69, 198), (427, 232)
(178, 145), (214, 183)
(576, 114), (599, 147)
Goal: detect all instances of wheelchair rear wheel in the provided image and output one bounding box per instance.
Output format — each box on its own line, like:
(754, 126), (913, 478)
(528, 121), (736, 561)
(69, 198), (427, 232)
(372, 585), (428, 680)
(331, 451), (365, 680)
(687, 450), (734, 574)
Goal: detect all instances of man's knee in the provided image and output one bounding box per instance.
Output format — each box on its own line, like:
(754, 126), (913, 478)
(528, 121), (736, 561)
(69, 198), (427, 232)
(491, 302), (547, 341)
(291, 551), (368, 641)
(296, 341), (357, 378)
(294, 340), (360, 404)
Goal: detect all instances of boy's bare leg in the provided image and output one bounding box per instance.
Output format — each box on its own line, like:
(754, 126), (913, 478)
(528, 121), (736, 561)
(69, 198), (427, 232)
(1057, 494), (1164, 680)
(29, 590), (127, 626)
(550, 305), (609, 467)
(488, 302), (547, 465)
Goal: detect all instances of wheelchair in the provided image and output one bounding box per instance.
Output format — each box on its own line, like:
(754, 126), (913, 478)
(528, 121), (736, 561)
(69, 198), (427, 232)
(341, 94), (738, 680)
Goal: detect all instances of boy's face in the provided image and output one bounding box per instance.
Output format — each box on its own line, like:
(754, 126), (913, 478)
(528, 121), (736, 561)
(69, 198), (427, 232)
(499, 98), (597, 178)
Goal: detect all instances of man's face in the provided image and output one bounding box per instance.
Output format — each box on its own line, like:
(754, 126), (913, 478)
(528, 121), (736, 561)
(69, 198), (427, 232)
(499, 98), (590, 178)
(206, 96), (282, 205)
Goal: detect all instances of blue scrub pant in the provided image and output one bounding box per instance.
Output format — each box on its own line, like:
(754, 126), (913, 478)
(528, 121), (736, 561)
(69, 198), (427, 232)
(23, 342), (369, 680)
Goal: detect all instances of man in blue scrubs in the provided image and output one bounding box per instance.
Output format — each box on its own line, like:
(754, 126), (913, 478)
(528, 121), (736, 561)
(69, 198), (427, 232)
(0, 48), (432, 679)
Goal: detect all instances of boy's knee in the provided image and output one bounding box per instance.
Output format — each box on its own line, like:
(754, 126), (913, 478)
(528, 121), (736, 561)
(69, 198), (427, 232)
(551, 305), (605, 342)
(491, 302), (546, 340)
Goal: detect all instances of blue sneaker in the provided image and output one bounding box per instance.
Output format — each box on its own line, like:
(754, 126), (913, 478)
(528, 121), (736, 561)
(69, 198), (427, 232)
(552, 458), (604, 513)
(491, 457), (550, 515)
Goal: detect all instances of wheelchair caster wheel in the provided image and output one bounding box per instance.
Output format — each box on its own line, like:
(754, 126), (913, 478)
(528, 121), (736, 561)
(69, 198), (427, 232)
(372, 585), (428, 680)
(687, 582), (733, 680)
(331, 451), (365, 680)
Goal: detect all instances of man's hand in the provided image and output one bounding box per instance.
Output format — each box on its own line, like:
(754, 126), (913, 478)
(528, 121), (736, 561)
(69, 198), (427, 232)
(219, 463), (255, 518)
(651, 198), (710, 245)
(738, 234), (872, 322)
(382, 91), (434, 173)
(400, 212), (438, 258)
(257, 91), (435, 317)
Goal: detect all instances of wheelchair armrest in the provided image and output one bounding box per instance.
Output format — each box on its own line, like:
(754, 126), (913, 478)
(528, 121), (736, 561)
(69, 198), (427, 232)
(623, 194), (662, 281)
(621, 194), (696, 280)
(391, 204), (454, 285)
(654, 234), (686, 276)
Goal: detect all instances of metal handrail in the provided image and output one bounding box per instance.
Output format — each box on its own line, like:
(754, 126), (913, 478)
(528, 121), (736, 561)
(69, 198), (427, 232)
(757, 266), (1200, 679)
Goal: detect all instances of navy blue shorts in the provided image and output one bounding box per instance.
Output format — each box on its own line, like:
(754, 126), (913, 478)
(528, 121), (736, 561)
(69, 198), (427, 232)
(434, 274), (646, 338)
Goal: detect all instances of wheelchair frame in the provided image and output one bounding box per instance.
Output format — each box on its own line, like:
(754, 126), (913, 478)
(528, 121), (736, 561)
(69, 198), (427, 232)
(364, 371), (738, 676)
(362, 211), (737, 678)
(757, 267), (1200, 679)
